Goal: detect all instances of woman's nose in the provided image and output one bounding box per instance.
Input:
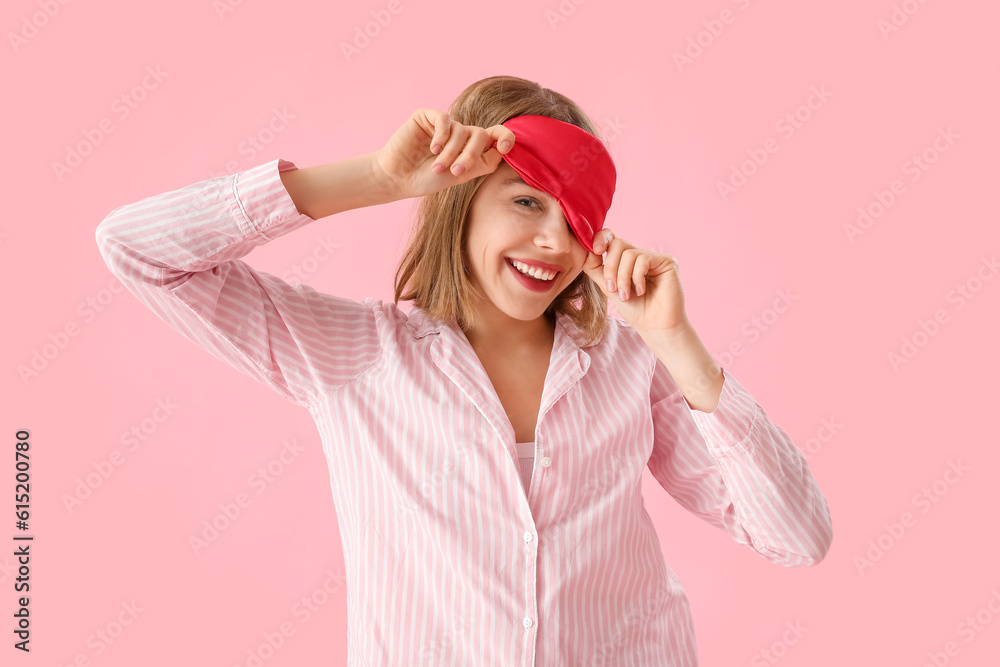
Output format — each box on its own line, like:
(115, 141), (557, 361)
(540, 209), (574, 248)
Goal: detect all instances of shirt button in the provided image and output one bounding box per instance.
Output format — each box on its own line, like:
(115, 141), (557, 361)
(523, 531), (534, 543)
(523, 617), (533, 628)
(540, 457), (552, 467)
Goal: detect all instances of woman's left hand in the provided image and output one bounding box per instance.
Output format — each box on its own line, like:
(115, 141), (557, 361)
(581, 229), (690, 336)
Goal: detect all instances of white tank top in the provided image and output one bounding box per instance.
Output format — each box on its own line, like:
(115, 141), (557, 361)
(515, 441), (535, 492)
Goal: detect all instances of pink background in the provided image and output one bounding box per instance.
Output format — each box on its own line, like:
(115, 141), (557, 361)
(3, 0), (999, 665)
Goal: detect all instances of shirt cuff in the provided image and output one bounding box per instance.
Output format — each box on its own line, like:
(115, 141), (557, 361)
(687, 367), (760, 457)
(232, 158), (312, 241)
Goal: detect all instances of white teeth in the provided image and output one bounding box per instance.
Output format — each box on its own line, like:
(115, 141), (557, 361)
(510, 259), (556, 281)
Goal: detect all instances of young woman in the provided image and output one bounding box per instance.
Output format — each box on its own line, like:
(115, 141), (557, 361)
(96, 75), (832, 666)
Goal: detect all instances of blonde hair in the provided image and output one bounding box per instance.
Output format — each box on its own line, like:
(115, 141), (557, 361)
(392, 75), (611, 348)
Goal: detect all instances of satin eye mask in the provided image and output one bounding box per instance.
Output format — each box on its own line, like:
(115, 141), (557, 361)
(499, 115), (617, 255)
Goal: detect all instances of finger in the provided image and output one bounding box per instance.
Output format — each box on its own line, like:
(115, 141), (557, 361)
(474, 126), (518, 177)
(485, 124), (517, 155)
(616, 248), (639, 301)
(632, 254), (650, 297)
(427, 109), (451, 155)
(477, 144), (504, 175)
(603, 236), (623, 293)
(591, 229), (615, 255)
(432, 122), (471, 174)
(456, 127), (501, 178)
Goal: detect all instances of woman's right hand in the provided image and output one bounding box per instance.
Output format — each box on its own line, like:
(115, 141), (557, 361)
(372, 108), (516, 200)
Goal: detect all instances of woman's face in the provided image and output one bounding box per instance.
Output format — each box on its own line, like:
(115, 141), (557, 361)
(463, 161), (589, 322)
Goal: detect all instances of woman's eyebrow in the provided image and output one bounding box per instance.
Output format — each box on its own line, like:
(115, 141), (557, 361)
(500, 174), (554, 200)
(500, 175), (529, 188)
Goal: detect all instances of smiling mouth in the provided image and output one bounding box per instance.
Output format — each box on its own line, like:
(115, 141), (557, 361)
(506, 257), (559, 281)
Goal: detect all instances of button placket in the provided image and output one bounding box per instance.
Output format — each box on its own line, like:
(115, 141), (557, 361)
(523, 520), (538, 643)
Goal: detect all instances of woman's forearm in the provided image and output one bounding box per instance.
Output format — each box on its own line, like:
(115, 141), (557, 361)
(279, 151), (401, 220)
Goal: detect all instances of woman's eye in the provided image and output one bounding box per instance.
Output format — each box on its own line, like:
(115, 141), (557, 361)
(515, 197), (538, 208)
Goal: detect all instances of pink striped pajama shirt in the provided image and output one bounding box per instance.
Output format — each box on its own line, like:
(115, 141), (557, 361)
(95, 157), (833, 667)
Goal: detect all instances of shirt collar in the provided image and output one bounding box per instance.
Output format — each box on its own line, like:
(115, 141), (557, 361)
(404, 304), (590, 351)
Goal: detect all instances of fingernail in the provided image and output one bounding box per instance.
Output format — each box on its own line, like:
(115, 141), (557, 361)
(500, 140), (511, 152)
(452, 163), (466, 175)
(431, 144), (442, 154)
(433, 163), (445, 174)
(607, 279), (615, 293)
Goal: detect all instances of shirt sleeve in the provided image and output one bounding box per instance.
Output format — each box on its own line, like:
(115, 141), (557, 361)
(94, 158), (382, 411)
(646, 357), (833, 567)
